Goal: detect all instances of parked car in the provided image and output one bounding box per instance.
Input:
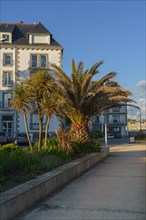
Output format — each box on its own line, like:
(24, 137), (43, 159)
(14, 133), (29, 145)
(0, 132), (8, 145)
(107, 133), (115, 139)
(115, 133), (121, 138)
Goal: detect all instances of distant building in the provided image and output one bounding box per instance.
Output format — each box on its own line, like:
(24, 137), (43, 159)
(91, 105), (128, 137)
(128, 119), (146, 131)
(64, 105), (128, 138)
(0, 21), (63, 141)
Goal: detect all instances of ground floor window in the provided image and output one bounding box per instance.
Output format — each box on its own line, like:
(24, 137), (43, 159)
(1, 115), (13, 138)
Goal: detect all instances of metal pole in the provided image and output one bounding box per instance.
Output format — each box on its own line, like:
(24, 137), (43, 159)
(139, 108), (141, 131)
(104, 112), (108, 147)
(101, 112), (104, 132)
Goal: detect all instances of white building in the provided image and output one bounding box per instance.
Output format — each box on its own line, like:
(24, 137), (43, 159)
(0, 21), (63, 141)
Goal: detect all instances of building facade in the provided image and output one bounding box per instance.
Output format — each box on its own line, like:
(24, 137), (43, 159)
(91, 105), (128, 137)
(128, 119), (146, 131)
(0, 22), (63, 141)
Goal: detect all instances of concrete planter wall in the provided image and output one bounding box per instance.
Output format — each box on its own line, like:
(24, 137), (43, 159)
(0, 148), (109, 220)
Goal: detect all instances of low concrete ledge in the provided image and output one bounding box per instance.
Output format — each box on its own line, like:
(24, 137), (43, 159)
(0, 147), (109, 220)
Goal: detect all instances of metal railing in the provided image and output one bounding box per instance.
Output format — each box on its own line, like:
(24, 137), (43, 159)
(0, 101), (14, 110)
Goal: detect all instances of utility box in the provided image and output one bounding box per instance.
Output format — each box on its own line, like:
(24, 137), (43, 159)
(129, 137), (135, 143)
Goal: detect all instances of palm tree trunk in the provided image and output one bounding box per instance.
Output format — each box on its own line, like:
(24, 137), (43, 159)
(23, 111), (33, 151)
(38, 116), (43, 150)
(44, 116), (51, 149)
(71, 121), (90, 144)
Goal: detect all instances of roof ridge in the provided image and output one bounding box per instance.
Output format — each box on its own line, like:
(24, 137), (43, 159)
(0, 22), (37, 25)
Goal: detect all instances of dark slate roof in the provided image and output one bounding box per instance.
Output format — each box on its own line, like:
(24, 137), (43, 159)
(0, 22), (62, 48)
(0, 23), (15, 32)
(27, 22), (51, 34)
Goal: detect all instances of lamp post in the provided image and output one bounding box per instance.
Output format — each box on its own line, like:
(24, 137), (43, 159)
(104, 111), (108, 147)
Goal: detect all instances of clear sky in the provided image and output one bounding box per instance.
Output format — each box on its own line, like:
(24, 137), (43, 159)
(0, 0), (145, 119)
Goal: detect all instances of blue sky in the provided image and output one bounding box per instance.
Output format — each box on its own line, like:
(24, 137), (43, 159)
(0, 0), (145, 119)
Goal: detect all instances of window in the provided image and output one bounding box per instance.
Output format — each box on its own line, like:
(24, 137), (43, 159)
(40, 55), (47, 67)
(2, 34), (10, 43)
(30, 113), (46, 129)
(113, 127), (120, 132)
(2, 72), (13, 87)
(113, 114), (120, 123)
(31, 55), (38, 68)
(95, 116), (99, 123)
(30, 54), (48, 68)
(31, 113), (39, 124)
(3, 54), (13, 66)
(2, 91), (12, 108)
(112, 107), (120, 112)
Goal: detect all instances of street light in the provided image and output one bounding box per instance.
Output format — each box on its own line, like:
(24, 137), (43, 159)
(104, 111), (108, 147)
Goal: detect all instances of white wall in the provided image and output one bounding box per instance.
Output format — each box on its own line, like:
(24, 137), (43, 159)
(0, 48), (16, 90)
(18, 48), (61, 71)
(17, 47), (61, 135)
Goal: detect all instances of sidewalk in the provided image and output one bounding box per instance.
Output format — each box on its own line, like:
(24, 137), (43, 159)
(17, 143), (146, 220)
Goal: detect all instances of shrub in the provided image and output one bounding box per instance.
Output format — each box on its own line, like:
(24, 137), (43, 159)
(56, 129), (73, 153)
(0, 146), (72, 192)
(135, 131), (146, 140)
(33, 136), (72, 157)
(90, 130), (104, 139)
(72, 139), (101, 156)
(1, 143), (18, 151)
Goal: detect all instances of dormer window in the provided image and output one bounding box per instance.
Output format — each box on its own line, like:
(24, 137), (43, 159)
(2, 34), (10, 43)
(29, 34), (50, 44)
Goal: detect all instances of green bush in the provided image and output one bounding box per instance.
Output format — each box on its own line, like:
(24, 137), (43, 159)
(90, 130), (104, 139)
(1, 143), (18, 151)
(135, 131), (146, 140)
(0, 146), (72, 192)
(33, 137), (72, 158)
(72, 140), (101, 156)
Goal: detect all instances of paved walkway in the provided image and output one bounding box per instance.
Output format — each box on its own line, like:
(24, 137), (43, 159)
(17, 143), (146, 220)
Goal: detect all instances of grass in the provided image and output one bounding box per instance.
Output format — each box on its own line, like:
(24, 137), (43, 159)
(0, 148), (72, 192)
(0, 138), (101, 192)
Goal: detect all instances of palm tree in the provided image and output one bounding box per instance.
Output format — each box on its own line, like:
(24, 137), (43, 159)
(41, 92), (55, 148)
(10, 83), (33, 151)
(52, 59), (134, 144)
(25, 69), (54, 150)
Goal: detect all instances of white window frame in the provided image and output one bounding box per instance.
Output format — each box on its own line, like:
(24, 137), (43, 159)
(2, 34), (10, 43)
(2, 71), (13, 87)
(30, 54), (48, 68)
(3, 53), (13, 66)
(2, 91), (12, 108)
